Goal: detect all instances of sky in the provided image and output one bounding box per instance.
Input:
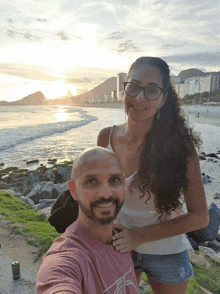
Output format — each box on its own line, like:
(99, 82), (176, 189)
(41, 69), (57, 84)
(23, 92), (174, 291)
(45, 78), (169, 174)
(1, 0), (220, 101)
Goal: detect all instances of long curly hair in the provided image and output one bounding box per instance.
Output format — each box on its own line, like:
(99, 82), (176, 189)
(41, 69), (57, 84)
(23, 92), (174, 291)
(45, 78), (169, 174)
(128, 57), (202, 218)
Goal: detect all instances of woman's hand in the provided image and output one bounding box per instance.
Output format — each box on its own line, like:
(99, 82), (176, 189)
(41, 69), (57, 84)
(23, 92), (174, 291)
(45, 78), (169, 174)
(112, 223), (140, 253)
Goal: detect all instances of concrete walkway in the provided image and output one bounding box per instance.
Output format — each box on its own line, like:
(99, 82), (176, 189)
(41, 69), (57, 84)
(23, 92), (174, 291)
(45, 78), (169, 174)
(0, 253), (36, 294)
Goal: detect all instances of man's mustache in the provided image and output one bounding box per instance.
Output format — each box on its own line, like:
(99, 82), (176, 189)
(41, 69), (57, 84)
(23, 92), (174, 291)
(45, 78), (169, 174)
(91, 196), (119, 207)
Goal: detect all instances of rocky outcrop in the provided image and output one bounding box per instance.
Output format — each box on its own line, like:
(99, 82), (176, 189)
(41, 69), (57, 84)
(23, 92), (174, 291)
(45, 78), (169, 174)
(187, 203), (220, 242)
(0, 91), (47, 106)
(1, 156), (220, 261)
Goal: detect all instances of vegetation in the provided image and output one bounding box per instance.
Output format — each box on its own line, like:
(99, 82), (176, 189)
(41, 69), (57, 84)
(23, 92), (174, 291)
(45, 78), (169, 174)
(181, 90), (220, 105)
(0, 190), (61, 261)
(1, 190), (220, 293)
(141, 272), (206, 293)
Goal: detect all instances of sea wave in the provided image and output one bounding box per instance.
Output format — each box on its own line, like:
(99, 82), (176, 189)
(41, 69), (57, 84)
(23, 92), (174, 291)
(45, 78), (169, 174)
(0, 114), (97, 152)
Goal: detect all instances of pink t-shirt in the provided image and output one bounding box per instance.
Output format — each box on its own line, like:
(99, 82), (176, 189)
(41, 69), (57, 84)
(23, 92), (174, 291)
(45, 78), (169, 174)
(36, 221), (138, 294)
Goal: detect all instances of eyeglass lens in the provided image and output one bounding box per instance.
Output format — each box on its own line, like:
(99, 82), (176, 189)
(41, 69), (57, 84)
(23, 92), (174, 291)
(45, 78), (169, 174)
(125, 83), (162, 99)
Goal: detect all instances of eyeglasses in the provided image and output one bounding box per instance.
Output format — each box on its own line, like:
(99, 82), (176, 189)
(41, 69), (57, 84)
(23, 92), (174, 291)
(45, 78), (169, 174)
(123, 82), (164, 100)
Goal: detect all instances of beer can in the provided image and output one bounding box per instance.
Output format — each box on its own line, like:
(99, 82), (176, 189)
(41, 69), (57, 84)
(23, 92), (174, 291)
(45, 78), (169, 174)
(12, 261), (20, 279)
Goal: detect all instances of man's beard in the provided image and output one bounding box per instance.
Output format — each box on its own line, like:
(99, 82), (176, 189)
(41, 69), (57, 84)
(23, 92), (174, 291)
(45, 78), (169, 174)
(78, 196), (123, 225)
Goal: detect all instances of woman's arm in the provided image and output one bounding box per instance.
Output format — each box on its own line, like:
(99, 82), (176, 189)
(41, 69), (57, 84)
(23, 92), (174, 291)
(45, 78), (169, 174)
(97, 127), (111, 148)
(112, 149), (209, 253)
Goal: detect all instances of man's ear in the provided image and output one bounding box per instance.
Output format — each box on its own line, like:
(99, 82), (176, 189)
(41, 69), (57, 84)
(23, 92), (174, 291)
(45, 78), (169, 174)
(68, 180), (78, 201)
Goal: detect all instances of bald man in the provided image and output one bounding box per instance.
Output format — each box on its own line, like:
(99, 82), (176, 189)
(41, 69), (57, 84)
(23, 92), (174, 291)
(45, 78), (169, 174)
(36, 147), (138, 294)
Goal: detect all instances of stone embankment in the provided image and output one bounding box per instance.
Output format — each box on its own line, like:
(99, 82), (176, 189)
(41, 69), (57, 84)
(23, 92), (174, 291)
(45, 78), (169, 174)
(1, 153), (220, 262)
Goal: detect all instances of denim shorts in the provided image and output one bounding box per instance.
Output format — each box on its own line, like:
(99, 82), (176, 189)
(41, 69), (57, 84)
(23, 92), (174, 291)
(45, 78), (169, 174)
(132, 250), (194, 284)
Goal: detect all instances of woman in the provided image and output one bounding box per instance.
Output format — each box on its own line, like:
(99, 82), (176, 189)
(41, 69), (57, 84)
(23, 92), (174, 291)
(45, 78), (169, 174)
(97, 57), (209, 294)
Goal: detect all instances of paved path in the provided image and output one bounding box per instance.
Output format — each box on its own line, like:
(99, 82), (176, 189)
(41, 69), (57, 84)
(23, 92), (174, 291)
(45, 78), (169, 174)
(0, 253), (36, 294)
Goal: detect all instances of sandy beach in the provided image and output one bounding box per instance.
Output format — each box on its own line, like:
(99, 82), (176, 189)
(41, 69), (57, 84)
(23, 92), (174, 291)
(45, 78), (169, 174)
(181, 105), (220, 216)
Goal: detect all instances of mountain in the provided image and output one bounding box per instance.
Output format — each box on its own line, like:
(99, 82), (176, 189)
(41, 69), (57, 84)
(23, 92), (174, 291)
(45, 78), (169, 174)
(0, 91), (47, 106)
(74, 77), (117, 101)
(47, 96), (73, 105)
(178, 68), (204, 82)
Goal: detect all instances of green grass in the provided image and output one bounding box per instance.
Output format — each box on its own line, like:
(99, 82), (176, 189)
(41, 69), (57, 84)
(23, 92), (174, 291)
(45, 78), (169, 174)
(0, 190), (61, 261)
(1, 189), (220, 293)
(191, 255), (220, 294)
(141, 251), (220, 294)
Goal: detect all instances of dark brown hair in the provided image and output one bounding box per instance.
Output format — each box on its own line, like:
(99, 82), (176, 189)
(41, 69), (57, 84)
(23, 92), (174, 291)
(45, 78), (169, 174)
(129, 57), (202, 218)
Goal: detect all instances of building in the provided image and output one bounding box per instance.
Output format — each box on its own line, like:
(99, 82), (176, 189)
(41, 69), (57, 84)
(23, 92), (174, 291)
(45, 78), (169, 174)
(111, 90), (117, 101)
(104, 92), (112, 102)
(117, 73), (127, 100)
(173, 73), (220, 99)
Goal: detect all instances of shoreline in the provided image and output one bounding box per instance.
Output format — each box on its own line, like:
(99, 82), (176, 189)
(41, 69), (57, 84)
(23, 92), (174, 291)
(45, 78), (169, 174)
(73, 101), (123, 109)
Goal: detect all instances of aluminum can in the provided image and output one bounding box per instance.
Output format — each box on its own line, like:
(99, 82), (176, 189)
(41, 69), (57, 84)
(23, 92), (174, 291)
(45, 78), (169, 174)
(12, 261), (20, 279)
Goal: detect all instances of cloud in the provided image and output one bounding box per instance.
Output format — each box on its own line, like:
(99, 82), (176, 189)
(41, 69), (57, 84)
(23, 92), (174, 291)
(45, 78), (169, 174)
(0, 63), (59, 81)
(36, 18), (48, 23)
(106, 31), (125, 40)
(115, 40), (141, 53)
(163, 52), (220, 67)
(56, 31), (71, 41)
(66, 77), (92, 84)
(161, 44), (184, 50)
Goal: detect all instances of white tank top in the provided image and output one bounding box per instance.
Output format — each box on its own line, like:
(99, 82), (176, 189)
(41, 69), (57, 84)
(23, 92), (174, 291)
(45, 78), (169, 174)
(107, 126), (192, 254)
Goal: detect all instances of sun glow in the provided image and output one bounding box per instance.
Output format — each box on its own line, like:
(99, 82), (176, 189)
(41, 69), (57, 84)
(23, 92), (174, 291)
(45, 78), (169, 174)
(40, 80), (77, 100)
(54, 108), (69, 122)
(0, 73), (77, 101)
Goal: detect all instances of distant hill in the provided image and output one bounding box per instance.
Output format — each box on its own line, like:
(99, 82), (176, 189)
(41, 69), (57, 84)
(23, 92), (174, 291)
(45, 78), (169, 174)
(47, 96), (72, 105)
(178, 68), (204, 82)
(74, 77), (117, 101)
(0, 91), (47, 106)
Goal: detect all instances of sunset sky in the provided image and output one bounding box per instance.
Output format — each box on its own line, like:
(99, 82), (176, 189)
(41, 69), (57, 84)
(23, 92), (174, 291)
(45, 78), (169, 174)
(1, 0), (220, 101)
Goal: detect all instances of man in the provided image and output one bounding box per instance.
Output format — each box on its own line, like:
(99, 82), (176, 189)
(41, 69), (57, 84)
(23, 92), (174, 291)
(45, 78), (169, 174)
(36, 147), (138, 294)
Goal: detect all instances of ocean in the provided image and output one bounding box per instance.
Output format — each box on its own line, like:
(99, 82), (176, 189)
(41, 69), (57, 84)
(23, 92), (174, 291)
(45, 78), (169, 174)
(1, 104), (220, 210)
(1, 104), (220, 170)
(0, 105), (125, 170)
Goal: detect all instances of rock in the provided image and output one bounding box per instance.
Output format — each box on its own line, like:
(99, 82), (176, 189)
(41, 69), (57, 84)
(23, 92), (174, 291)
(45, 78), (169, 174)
(23, 187), (32, 196)
(187, 203), (220, 242)
(0, 181), (10, 189)
(0, 167), (18, 174)
(2, 189), (21, 198)
(188, 237), (198, 250)
(37, 213), (47, 219)
(22, 172), (40, 192)
(199, 246), (216, 256)
(48, 159), (57, 163)
(26, 181), (54, 204)
(205, 240), (220, 252)
(199, 246), (220, 262)
(198, 242), (207, 247)
(37, 199), (56, 210)
(33, 204), (40, 210)
(217, 235), (220, 242)
(206, 153), (219, 158)
(212, 192), (220, 200)
(38, 207), (52, 219)
(0, 163), (4, 166)
(41, 169), (55, 182)
(199, 156), (206, 160)
(57, 166), (71, 181)
(19, 196), (35, 206)
(52, 182), (69, 199)
(26, 159), (39, 164)
(138, 280), (149, 294)
(188, 250), (211, 268)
